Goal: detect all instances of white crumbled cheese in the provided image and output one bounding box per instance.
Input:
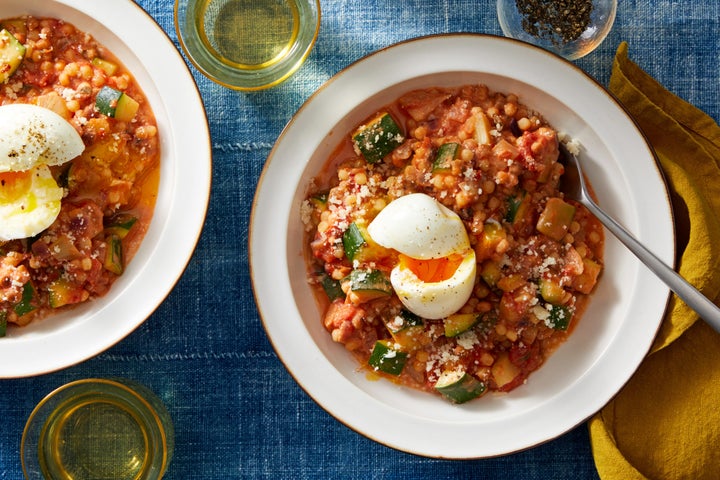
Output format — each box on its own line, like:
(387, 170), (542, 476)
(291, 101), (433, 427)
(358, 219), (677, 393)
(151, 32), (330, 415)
(532, 304), (551, 321)
(61, 88), (76, 101)
(455, 330), (480, 350)
(383, 349), (397, 359)
(300, 200), (313, 227)
(558, 131), (582, 156)
(388, 315), (405, 331)
(4, 86), (17, 100)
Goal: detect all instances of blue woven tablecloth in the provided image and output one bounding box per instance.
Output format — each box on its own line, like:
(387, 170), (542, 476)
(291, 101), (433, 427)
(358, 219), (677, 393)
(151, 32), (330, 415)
(1, 1), (717, 478)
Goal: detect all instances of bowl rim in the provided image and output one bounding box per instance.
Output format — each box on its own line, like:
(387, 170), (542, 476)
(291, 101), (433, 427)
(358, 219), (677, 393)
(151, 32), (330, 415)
(249, 32), (673, 458)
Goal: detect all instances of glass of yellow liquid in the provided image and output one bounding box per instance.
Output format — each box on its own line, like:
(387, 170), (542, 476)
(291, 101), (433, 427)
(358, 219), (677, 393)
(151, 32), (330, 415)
(175, 0), (321, 90)
(21, 379), (174, 480)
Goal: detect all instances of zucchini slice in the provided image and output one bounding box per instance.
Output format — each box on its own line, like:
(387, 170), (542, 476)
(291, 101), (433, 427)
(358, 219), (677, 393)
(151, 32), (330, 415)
(504, 191), (531, 225)
(432, 142), (460, 172)
(342, 222), (366, 261)
(444, 313), (480, 337)
(348, 269), (392, 302)
(352, 112), (404, 164)
(538, 276), (565, 304)
(545, 304), (573, 331)
(14, 282), (36, 317)
(0, 311), (7, 337)
(387, 309), (423, 333)
(536, 197), (576, 241)
(368, 340), (408, 376)
(91, 57), (118, 76)
(95, 85), (139, 122)
(317, 272), (345, 301)
(104, 213), (137, 239)
(0, 29), (25, 83)
(435, 370), (487, 403)
(387, 310), (426, 352)
(48, 278), (88, 308)
(104, 234), (124, 275)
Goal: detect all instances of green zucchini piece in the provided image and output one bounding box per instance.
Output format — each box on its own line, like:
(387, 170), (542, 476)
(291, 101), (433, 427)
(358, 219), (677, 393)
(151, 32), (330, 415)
(14, 282), (36, 317)
(310, 192), (328, 209)
(368, 340), (408, 376)
(432, 142), (460, 172)
(95, 85), (139, 122)
(104, 234), (124, 275)
(0, 311), (6, 337)
(387, 310), (426, 351)
(444, 313), (480, 337)
(105, 213), (137, 239)
(91, 57), (118, 76)
(48, 278), (87, 309)
(536, 197), (576, 241)
(539, 276), (565, 304)
(319, 273), (345, 301)
(348, 269), (392, 302)
(387, 309), (423, 333)
(480, 260), (502, 288)
(505, 191), (531, 224)
(352, 112), (404, 164)
(0, 29), (25, 83)
(435, 370), (487, 403)
(342, 223), (366, 261)
(545, 304), (572, 331)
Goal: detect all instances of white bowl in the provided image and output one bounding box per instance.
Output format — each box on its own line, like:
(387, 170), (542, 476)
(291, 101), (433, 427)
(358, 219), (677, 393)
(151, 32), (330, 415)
(0, 0), (211, 377)
(250, 34), (673, 458)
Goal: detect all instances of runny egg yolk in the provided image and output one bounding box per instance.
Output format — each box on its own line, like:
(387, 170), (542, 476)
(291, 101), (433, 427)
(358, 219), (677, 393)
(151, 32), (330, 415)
(398, 253), (464, 284)
(0, 165), (64, 241)
(0, 170), (33, 203)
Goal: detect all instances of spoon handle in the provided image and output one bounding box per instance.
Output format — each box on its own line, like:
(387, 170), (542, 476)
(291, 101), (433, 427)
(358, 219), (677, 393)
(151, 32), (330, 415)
(582, 198), (720, 334)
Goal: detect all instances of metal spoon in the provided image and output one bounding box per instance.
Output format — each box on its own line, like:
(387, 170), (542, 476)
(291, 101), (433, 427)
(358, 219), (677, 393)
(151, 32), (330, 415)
(558, 144), (720, 333)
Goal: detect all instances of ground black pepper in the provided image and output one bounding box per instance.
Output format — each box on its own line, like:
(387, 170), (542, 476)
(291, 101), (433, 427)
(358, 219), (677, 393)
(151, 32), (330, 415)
(515, 0), (594, 45)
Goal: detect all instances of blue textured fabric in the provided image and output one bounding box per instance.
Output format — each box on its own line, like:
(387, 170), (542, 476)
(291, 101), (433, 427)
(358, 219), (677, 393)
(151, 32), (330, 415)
(0, 0), (717, 478)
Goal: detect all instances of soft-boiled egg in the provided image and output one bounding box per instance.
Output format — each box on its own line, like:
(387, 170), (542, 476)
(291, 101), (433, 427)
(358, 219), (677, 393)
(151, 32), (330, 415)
(367, 193), (477, 319)
(0, 104), (84, 241)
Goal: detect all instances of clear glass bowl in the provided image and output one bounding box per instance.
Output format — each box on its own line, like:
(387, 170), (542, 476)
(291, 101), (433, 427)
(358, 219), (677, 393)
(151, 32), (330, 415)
(21, 379), (174, 480)
(497, 0), (617, 60)
(175, 0), (321, 90)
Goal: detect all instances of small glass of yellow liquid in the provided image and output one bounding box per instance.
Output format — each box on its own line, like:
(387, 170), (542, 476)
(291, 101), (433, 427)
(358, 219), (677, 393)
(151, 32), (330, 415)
(175, 0), (321, 90)
(21, 379), (174, 480)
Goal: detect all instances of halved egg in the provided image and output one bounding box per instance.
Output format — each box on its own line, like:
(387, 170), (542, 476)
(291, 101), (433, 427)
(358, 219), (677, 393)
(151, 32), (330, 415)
(0, 104), (84, 241)
(367, 193), (477, 319)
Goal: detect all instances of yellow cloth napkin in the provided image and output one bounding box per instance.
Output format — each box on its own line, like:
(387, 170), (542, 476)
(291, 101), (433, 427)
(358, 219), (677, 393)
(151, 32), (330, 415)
(589, 42), (720, 479)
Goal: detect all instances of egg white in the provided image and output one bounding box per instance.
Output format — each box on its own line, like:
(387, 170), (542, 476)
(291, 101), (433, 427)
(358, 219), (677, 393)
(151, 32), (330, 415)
(367, 193), (477, 319)
(0, 104), (84, 173)
(391, 250), (477, 320)
(367, 193), (470, 259)
(0, 165), (64, 241)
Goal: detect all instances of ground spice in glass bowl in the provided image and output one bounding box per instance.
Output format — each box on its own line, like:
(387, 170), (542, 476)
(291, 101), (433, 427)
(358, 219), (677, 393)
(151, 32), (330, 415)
(496, 0), (617, 60)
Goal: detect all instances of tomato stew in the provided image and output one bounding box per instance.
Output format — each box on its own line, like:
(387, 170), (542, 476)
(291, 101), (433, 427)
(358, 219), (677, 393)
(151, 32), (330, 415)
(0, 16), (159, 331)
(302, 84), (604, 403)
